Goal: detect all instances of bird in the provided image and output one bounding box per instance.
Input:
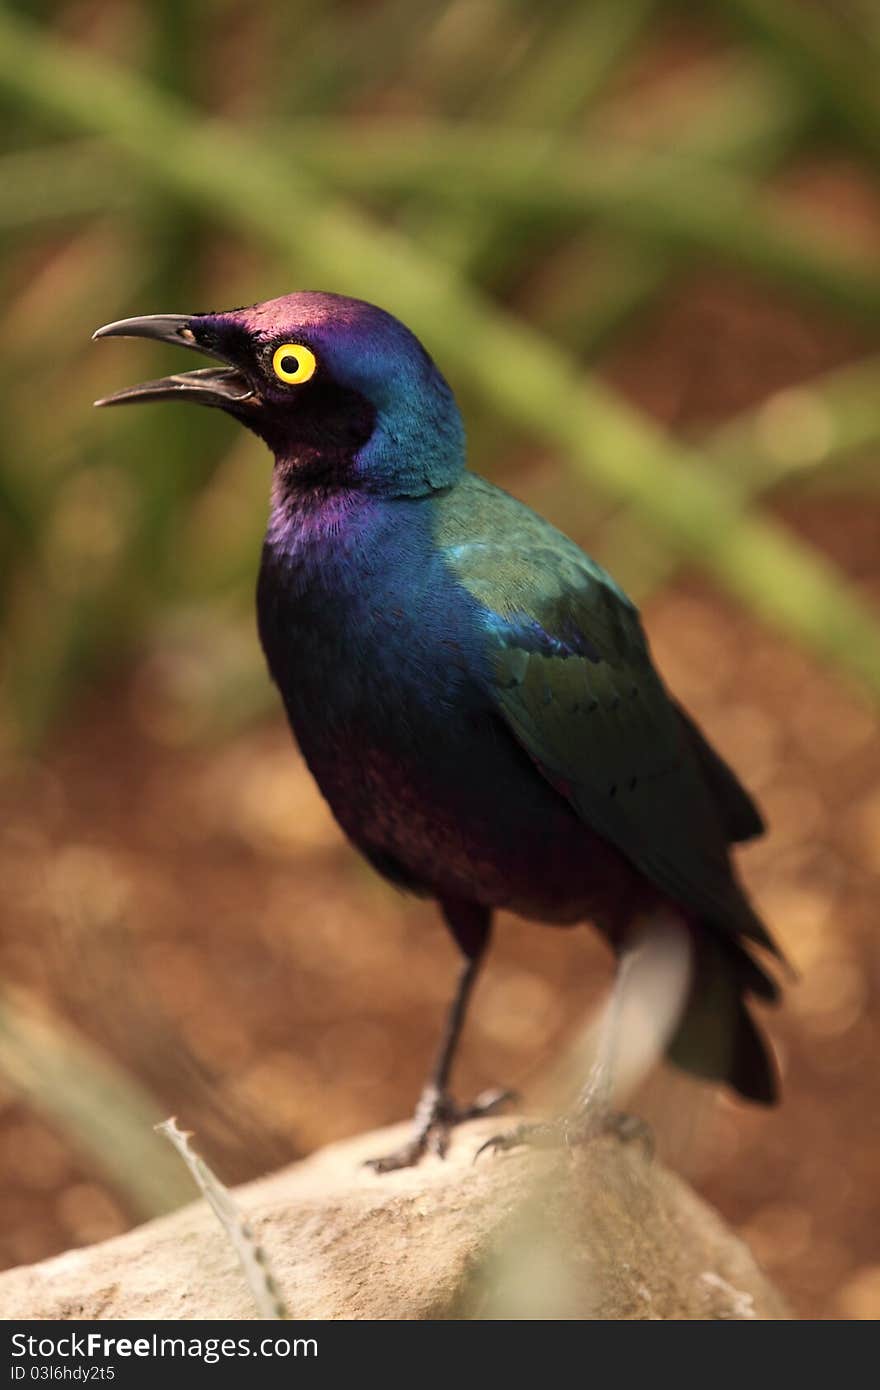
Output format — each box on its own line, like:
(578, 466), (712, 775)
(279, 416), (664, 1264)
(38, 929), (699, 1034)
(93, 292), (783, 1172)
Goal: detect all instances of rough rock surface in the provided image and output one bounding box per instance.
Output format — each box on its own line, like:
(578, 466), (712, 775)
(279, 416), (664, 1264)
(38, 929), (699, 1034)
(0, 1118), (791, 1319)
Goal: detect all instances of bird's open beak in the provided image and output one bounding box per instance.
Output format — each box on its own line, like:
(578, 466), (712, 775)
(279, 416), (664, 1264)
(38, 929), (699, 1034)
(92, 314), (254, 408)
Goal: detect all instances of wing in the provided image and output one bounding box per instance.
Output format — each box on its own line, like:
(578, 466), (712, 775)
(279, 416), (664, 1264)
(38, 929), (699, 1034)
(674, 702), (765, 843)
(437, 477), (778, 956)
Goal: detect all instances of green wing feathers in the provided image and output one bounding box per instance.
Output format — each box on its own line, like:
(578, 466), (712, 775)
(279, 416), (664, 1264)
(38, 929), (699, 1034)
(437, 477), (781, 959)
(489, 601), (781, 960)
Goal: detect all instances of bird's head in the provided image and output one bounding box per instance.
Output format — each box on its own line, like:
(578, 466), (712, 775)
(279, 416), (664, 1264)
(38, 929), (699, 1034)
(93, 292), (465, 496)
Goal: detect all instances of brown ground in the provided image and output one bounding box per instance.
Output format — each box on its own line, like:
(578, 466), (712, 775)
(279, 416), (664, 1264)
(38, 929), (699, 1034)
(1, 270), (879, 1320)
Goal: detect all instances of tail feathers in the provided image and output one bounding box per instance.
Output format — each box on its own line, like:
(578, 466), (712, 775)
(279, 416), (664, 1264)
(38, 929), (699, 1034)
(728, 890), (788, 966)
(724, 935), (780, 1003)
(667, 932), (779, 1105)
(727, 1004), (779, 1105)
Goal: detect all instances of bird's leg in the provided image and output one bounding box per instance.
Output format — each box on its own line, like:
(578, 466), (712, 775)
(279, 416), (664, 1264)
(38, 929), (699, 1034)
(475, 917), (691, 1161)
(366, 903), (514, 1173)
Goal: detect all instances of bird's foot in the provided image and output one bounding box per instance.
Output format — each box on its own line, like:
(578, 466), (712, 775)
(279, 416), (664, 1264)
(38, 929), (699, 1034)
(364, 1084), (515, 1174)
(474, 1106), (653, 1162)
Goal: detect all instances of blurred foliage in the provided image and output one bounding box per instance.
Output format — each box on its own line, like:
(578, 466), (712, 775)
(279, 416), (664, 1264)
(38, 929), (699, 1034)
(0, 985), (193, 1218)
(1, 0), (880, 1312)
(0, 0), (879, 748)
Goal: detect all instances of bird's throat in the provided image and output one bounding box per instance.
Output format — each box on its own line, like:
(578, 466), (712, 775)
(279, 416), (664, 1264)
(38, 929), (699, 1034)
(266, 471), (367, 558)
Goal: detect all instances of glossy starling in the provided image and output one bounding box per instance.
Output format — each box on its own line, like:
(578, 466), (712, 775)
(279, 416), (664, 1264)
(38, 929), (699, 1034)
(94, 293), (782, 1171)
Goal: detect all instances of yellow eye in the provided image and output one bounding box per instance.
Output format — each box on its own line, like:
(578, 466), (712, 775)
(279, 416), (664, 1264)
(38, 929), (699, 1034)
(272, 343), (317, 385)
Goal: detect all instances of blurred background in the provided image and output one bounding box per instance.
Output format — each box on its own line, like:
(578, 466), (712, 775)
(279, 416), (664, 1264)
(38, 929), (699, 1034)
(1, 0), (879, 1320)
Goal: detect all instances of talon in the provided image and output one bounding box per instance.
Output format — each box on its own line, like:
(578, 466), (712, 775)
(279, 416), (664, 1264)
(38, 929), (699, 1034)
(363, 1140), (426, 1174)
(366, 1082), (515, 1173)
(430, 1128), (449, 1159)
(472, 1105), (651, 1162)
(472, 1136), (502, 1162)
(473, 1125), (528, 1162)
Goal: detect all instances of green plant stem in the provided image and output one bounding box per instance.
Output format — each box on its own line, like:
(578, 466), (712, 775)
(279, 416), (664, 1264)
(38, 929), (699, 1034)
(279, 120), (880, 325)
(0, 141), (137, 229)
(7, 102), (870, 324)
(604, 356), (880, 598)
(486, 0), (657, 127)
(707, 356), (880, 495)
(8, 121), (878, 327)
(714, 0), (880, 162)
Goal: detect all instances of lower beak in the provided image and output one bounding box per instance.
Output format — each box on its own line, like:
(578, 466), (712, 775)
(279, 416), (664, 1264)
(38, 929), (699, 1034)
(92, 313), (254, 408)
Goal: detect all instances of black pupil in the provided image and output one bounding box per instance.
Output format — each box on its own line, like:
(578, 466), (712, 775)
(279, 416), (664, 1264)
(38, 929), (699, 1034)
(280, 353), (299, 376)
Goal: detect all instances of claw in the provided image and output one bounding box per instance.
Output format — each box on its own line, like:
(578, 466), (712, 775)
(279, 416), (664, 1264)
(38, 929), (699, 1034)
(473, 1129), (523, 1162)
(430, 1127), (449, 1160)
(473, 1120), (559, 1161)
(365, 1083), (515, 1173)
(364, 1141), (428, 1175)
(472, 1107), (653, 1164)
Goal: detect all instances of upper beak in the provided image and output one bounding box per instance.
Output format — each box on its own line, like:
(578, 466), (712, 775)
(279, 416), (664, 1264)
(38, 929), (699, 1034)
(92, 314), (254, 408)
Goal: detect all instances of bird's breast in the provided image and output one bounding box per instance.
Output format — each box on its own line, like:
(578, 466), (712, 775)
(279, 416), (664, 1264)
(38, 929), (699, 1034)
(256, 492), (482, 822)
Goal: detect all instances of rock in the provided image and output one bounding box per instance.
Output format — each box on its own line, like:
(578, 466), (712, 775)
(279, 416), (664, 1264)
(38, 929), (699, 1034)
(0, 1118), (791, 1320)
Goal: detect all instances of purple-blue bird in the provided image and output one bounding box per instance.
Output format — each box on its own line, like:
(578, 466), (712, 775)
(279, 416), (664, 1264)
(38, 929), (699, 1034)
(94, 292), (783, 1170)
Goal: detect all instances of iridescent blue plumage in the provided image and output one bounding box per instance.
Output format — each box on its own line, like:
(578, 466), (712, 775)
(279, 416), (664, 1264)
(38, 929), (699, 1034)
(94, 291), (783, 1170)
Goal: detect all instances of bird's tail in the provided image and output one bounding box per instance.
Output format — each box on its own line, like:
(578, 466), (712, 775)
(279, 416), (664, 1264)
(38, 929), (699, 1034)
(666, 931), (779, 1104)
